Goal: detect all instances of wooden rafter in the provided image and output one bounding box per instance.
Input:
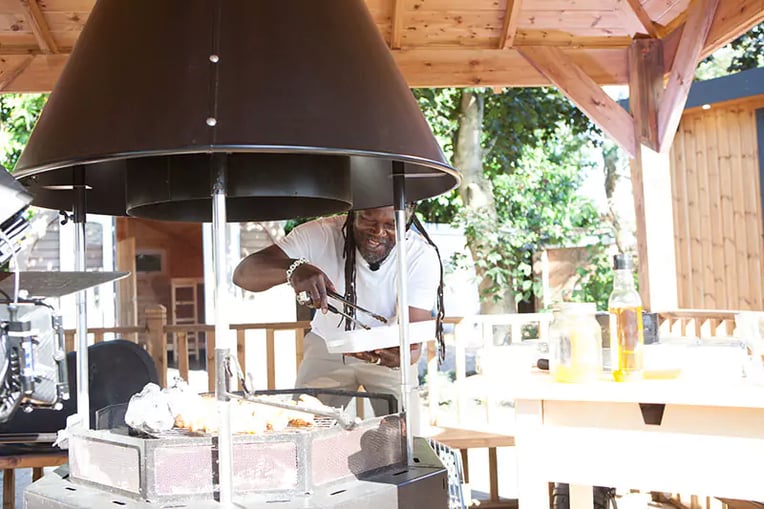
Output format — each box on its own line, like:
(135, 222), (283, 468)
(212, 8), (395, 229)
(518, 46), (636, 157)
(623, 0), (658, 37)
(390, 0), (404, 50)
(18, 0), (59, 54)
(498, 0), (522, 49)
(701, 0), (764, 59)
(0, 56), (34, 91)
(657, 0), (720, 152)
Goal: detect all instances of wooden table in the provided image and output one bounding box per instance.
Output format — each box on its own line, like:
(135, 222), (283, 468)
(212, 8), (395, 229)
(511, 372), (764, 509)
(1, 452), (68, 509)
(423, 426), (516, 508)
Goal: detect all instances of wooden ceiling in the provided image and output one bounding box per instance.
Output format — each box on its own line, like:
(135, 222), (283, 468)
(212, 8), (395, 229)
(0, 0), (761, 93)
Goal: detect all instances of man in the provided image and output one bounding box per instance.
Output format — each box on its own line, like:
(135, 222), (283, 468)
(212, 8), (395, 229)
(233, 205), (444, 416)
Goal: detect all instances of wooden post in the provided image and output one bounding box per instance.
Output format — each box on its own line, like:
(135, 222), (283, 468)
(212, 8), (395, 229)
(237, 329), (246, 381)
(3, 468), (14, 509)
(64, 331), (75, 352)
(144, 305), (167, 388)
(295, 328), (305, 373)
(629, 36), (679, 312)
(178, 332), (189, 383)
(628, 38), (663, 151)
(116, 236), (138, 343)
(630, 145), (678, 311)
(266, 329), (276, 390)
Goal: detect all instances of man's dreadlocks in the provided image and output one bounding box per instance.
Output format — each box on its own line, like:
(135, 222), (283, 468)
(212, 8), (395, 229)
(340, 207), (446, 363)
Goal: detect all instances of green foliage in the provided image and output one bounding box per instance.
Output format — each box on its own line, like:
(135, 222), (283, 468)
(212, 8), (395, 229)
(699, 21), (764, 77)
(456, 126), (605, 305)
(727, 22), (764, 72)
(0, 94), (47, 171)
(414, 86), (610, 308)
(569, 243), (615, 311)
(482, 88), (597, 179)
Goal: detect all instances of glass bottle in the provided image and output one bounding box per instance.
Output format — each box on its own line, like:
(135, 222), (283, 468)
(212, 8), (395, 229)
(608, 253), (644, 381)
(549, 302), (602, 383)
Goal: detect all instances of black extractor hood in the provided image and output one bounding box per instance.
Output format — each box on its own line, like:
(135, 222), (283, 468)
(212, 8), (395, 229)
(14, 0), (460, 222)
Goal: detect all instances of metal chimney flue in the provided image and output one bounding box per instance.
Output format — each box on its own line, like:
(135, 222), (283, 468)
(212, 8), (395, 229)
(14, 0), (459, 220)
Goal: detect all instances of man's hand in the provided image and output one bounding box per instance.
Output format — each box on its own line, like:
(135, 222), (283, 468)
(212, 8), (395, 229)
(289, 263), (336, 313)
(347, 343), (422, 368)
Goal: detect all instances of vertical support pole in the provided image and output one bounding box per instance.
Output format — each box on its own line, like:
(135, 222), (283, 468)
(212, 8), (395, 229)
(630, 146), (678, 311)
(628, 37), (677, 311)
(73, 165), (90, 428)
(211, 154), (234, 506)
(392, 161), (414, 463)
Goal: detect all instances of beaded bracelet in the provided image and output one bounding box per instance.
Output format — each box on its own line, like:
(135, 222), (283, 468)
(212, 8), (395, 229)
(285, 257), (310, 287)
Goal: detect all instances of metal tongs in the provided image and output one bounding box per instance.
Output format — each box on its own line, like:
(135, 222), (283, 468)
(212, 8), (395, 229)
(225, 355), (360, 430)
(296, 289), (388, 330)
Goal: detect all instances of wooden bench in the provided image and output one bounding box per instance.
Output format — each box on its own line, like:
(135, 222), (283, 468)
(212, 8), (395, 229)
(1, 452), (68, 509)
(424, 426), (517, 509)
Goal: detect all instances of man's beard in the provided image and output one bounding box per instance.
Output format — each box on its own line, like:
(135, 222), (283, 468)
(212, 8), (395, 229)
(355, 232), (394, 265)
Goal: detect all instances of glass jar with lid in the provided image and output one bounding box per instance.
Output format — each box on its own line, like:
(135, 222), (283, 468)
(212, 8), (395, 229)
(548, 302), (602, 383)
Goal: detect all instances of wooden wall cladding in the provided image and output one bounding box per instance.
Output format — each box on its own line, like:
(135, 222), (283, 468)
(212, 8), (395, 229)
(670, 97), (764, 310)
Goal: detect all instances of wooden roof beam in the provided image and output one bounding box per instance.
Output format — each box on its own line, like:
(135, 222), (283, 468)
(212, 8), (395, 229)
(499, 0), (522, 49)
(390, 0), (404, 50)
(518, 46), (636, 157)
(702, 0), (764, 59)
(19, 0), (59, 54)
(623, 0), (659, 38)
(394, 48), (629, 88)
(0, 56), (34, 91)
(657, 0), (720, 152)
(0, 54), (67, 92)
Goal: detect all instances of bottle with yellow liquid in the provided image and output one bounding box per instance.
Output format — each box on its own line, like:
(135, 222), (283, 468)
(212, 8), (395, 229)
(608, 253), (644, 381)
(549, 302), (602, 383)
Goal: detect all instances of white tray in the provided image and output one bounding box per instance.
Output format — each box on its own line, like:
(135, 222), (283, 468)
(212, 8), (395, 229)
(323, 320), (437, 354)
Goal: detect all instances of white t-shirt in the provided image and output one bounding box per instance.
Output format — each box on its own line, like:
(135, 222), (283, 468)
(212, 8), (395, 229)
(277, 215), (440, 341)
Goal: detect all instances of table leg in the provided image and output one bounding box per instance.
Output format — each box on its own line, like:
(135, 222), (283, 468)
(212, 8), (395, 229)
(460, 449), (470, 483)
(489, 447), (499, 502)
(515, 399), (549, 508)
(3, 468), (15, 509)
(570, 483), (594, 509)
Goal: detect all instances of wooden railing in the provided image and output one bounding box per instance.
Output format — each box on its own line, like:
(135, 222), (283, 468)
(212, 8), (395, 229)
(656, 309), (738, 339)
(63, 306), (744, 400)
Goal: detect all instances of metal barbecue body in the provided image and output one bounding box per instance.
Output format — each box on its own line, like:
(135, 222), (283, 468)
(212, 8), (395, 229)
(25, 423), (449, 508)
(68, 415), (404, 503)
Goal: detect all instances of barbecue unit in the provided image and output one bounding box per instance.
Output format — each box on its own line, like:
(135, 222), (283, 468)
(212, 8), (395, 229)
(9, 1), (462, 507)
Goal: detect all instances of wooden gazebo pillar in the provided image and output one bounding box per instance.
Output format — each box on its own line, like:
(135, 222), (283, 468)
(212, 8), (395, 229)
(626, 0), (719, 310)
(520, 0), (720, 311)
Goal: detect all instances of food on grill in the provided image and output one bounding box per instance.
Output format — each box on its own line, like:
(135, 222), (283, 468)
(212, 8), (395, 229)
(173, 394), (321, 434)
(126, 380), (330, 435)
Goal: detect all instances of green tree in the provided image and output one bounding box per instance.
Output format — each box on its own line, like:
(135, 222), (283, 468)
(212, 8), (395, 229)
(415, 88), (604, 313)
(698, 21), (764, 78)
(0, 94), (47, 170)
(726, 22), (764, 72)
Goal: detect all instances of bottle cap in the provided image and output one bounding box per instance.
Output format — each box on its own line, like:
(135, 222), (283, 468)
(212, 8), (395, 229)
(613, 253), (634, 270)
